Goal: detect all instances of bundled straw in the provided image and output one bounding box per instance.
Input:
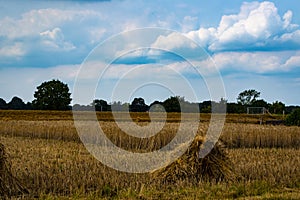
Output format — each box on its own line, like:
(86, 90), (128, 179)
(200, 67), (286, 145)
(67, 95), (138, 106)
(152, 136), (235, 184)
(0, 143), (28, 199)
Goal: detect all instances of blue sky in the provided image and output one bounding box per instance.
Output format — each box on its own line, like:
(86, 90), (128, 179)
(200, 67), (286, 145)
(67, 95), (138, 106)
(0, 0), (300, 105)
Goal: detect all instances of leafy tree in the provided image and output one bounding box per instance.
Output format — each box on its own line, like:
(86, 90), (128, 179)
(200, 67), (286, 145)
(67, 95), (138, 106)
(285, 108), (300, 126)
(111, 101), (130, 111)
(212, 98), (227, 113)
(149, 101), (164, 112)
(177, 97), (200, 113)
(73, 104), (93, 111)
(129, 97), (148, 112)
(227, 102), (245, 113)
(199, 100), (213, 113)
(32, 79), (72, 110)
(237, 89), (260, 105)
(8, 96), (26, 110)
(0, 98), (7, 109)
(270, 101), (285, 114)
(163, 96), (181, 112)
(251, 99), (269, 108)
(149, 100), (163, 107)
(92, 99), (111, 111)
(25, 102), (33, 110)
(285, 106), (300, 114)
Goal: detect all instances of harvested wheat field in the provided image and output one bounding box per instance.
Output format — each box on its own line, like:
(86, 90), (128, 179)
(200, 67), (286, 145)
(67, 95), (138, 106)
(0, 110), (299, 199)
(0, 143), (28, 199)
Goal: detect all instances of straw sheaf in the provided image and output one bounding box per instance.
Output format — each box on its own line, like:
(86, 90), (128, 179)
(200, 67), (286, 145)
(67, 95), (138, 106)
(152, 136), (235, 184)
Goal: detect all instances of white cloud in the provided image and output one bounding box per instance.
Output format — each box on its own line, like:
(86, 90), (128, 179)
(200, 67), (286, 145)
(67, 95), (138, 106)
(0, 53), (299, 104)
(40, 27), (75, 51)
(0, 42), (25, 57)
(283, 10), (293, 29)
(185, 1), (299, 51)
(213, 52), (282, 72)
(89, 28), (107, 45)
(279, 30), (300, 44)
(191, 51), (300, 74)
(152, 32), (197, 50)
(180, 16), (198, 32)
(144, 1), (300, 73)
(40, 28), (63, 40)
(283, 54), (300, 68)
(186, 27), (216, 47)
(0, 9), (103, 39)
(0, 8), (109, 66)
(80, 61), (191, 80)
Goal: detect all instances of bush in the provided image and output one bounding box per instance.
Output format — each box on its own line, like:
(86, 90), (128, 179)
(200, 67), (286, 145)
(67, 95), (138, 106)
(285, 108), (300, 126)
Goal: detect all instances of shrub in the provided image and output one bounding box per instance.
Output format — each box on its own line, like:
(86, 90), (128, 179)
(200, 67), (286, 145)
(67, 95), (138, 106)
(285, 108), (300, 126)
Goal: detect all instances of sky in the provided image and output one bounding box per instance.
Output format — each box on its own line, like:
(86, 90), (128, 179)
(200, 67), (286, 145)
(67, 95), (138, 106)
(0, 0), (300, 105)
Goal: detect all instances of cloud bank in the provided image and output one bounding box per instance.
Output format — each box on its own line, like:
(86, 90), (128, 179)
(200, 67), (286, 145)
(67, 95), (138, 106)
(186, 1), (299, 52)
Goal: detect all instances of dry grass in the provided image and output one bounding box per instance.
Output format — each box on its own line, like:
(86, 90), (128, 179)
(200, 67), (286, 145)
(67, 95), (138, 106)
(0, 110), (282, 123)
(0, 120), (299, 149)
(0, 135), (299, 198)
(229, 148), (300, 187)
(221, 123), (300, 148)
(0, 136), (150, 198)
(0, 110), (299, 198)
(0, 120), (79, 141)
(0, 143), (28, 199)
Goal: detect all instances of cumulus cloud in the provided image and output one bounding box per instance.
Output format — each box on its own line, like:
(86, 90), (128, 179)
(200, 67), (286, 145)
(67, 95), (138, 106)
(185, 1), (299, 51)
(152, 32), (197, 50)
(212, 52), (283, 72)
(0, 8), (107, 67)
(150, 31), (209, 62)
(194, 51), (300, 73)
(0, 9), (103, 39)
(278, 30), (300, 44)
(186, 28), (216, 48)
(139, 1), (300, 75)
(40, 27), (75, 51)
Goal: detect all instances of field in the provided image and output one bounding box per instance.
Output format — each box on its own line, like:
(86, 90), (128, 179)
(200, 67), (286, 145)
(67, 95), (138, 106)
(0, 110), (299, 199)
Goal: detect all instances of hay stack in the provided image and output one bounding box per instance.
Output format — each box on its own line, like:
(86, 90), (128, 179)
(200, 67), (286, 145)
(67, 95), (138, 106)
(152, 136), (235, 184)
(0, 143), (28, 199)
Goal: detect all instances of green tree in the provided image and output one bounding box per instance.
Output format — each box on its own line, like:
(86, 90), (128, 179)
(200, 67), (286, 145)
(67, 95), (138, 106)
(270, 101), (285, 114)
(251, 99), (269, 108)
(129, 97), (148, 112)
(226, 102), (245, 113)
(237, 89), (260, 105)
(110, 101), (131, 111)
(199, 100), (212, 113)
(163, 96), (181, 112)
(8, 96), (26, 110)
(285, 108), (300, 126)
(0, 98), (7, 109)
(92, 99), (111, 111)
(32, 79), (72, 110)
(149, 101), (165, 112)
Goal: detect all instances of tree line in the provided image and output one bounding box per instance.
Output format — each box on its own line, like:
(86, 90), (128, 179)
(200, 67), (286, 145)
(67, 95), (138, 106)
(0, 79), (299, 114)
